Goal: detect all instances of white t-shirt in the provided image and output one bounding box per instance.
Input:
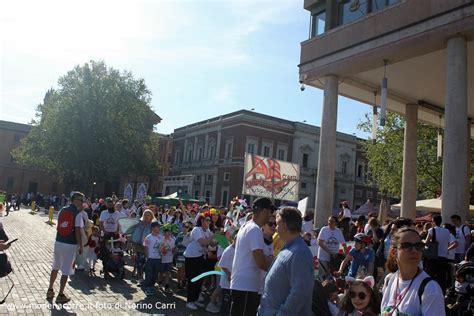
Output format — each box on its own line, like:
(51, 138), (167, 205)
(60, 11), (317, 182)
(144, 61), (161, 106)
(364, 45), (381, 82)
(91, 203), (99, 211)
(160, 237), (175, 263)
(317, 226), (346, 262)
(302, 220), (313, 234)
(381, 270), (444, 316)
(310, 238), (319, 258)
(218, 245), (235, 290)
(343, 208), (351, 218)
(184, 227), (212, 258)
(455, 225), (471, 254)
(447, 234), (456, 261)
(230, 221), (265, 292)
(99, 210), (121, 233)
(143, 234), (163, 259)
(428, 226), (451, 258)
(120, 208), (130, 218)
(260, 239), (274, 294)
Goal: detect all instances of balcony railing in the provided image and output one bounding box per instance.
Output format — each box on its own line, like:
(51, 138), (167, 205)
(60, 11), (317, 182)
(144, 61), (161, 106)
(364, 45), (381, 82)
(172, 157), (245, 170)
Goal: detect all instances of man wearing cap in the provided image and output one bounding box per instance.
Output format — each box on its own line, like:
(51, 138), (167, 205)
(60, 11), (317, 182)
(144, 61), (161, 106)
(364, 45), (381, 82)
(47, 191), (85, 304)
(230, 197), (275, 316)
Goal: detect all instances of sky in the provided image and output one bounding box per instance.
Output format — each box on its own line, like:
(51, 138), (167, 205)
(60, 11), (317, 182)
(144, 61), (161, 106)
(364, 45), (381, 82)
(0, 0), (371, 138)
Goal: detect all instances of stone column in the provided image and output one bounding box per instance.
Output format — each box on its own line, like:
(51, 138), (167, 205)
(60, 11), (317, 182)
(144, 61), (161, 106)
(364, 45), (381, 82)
(216, 130), (222, 163)
(314, 75), (338, 228)
(401, 104), (418, 219)
(204, 134), (209, 160)
(442, 37), (469, 221)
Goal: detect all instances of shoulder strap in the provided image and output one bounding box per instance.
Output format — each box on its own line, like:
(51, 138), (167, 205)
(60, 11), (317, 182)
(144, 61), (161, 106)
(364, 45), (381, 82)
(417, 277), (432, 305)
(432, 227), (436, 242)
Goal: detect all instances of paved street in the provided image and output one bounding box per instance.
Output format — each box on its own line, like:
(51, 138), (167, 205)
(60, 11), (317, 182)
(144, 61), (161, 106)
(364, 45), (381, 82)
(0, 208), (212, 315)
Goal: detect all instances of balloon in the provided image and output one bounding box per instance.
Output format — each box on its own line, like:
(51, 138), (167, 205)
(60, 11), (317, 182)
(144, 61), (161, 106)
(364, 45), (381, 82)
(191, 270), (226, 283)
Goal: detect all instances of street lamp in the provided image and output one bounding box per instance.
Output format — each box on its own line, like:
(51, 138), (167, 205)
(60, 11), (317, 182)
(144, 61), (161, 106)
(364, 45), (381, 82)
(91, 182), (97, 199)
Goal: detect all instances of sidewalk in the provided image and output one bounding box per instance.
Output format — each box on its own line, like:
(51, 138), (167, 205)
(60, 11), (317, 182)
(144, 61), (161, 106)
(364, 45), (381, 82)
(0, 208), (212, 315)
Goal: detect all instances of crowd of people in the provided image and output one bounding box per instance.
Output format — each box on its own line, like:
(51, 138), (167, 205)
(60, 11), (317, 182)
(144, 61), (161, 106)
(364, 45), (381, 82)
(4, 190), (472, 315)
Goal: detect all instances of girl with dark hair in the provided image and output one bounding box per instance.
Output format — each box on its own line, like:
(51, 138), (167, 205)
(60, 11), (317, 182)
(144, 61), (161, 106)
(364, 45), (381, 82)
(339, 277), (379, 316)
(171, 210), (184, 231)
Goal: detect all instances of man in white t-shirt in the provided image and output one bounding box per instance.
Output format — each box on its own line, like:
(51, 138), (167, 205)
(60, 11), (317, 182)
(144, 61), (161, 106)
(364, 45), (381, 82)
(425, 214), (452, 293)
(451, 214), (471, 262)
(318, 215), (347, 280)
(230, 197), (275, 316)
(99, 198), (121, 238)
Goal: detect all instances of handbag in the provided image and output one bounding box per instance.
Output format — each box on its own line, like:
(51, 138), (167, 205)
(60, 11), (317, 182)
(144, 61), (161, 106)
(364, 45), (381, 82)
(0, 253), (12, 278)
(423, 227), (438, 259)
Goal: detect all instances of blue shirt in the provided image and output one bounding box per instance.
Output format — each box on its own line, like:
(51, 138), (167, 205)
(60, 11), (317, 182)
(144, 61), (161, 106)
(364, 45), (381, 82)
(348, 247), (374, 277)
(259, 237), (314, 316)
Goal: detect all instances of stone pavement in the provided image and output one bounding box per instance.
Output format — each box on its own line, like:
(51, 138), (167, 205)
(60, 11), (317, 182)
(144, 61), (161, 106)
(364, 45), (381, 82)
(0, 208), (214, 316)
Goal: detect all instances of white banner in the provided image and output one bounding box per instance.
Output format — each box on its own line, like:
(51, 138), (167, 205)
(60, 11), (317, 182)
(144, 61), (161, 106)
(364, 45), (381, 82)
(123, 183), (134, 201)
(136, 183), (148, 202)
(298, 197), (308, 217)
(242, 154), (299, 201)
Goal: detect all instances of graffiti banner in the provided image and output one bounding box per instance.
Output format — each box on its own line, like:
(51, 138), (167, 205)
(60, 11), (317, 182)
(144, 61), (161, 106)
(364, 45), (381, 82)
(242, 154), (299, 201)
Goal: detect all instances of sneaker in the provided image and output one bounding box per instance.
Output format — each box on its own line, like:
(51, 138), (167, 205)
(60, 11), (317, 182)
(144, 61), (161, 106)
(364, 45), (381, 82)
(198, 294), (205, 302)
(205, 303), (220, 314)
(46, 288), (55, 300)
(56, 294), (71, 304)
(195, 301), (205, 308)
(186, 302), (199, 310)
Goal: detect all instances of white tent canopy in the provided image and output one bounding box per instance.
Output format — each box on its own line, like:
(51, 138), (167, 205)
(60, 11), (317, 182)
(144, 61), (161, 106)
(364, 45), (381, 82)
(391, 198), (474, 213)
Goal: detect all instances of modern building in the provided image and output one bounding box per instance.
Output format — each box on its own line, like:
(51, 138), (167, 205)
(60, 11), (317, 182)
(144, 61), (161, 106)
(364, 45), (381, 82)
(0, 120), (64, 195)
(300, 0), (474, 226)
(163, 110), (378, 210)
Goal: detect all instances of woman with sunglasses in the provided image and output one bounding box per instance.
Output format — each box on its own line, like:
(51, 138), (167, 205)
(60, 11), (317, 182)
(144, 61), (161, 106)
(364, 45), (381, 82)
(260, 216), (276, 293)
(381, 227), (445, 315)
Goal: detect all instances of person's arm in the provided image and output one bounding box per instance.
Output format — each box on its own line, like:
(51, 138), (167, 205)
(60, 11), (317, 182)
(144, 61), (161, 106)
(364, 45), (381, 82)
(425, 229), (432, 244)
(277, 252), (314, 315)
(0, 241), (10, 251)
(75, 213), (84, 254)
(221, 267), (231, 280)
(448, 240), (458, 251)
(341, 243), (348, 255)
(464, 227), (471, 252)
(318, 239), (332, 255)
(337, 254), (352, 275)
(252, 249), (272, 271)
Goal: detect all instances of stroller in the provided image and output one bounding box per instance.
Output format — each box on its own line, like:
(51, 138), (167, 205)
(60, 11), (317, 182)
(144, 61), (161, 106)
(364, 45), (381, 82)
(99, 235), (125, 279)
(446, 261), (474, 316)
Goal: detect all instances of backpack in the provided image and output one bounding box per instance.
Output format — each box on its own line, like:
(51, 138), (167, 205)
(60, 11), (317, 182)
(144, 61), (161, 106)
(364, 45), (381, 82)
(57, 208), (75, 237)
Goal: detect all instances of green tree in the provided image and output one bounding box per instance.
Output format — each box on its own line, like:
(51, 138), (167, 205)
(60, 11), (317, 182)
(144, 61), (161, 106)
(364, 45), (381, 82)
(358, 112), (443, 199)
(13, 60), (160, 193)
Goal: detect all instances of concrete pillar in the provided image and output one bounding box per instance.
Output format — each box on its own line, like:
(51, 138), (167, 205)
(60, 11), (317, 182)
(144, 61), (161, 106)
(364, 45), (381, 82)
(204, 134), (209, 160)
(314, 75), (338, 228)
(442, 37), (469, 222)
(466, 120), (472, 221)
(193, 137), (198, 161)
(216, 130), (222, 162)
(401, 104), (418, 219)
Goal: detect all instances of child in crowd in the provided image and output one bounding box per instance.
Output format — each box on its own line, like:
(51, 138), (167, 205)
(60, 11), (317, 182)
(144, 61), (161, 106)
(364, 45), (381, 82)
(322, 280), (340, 316)
(340, 276), (379, 316)
(175, 221), (193, 290)
(142, 222), (163, 296)
(446, 266), (473, 310)
(159, 226), (176, 293)
(215, 232), (237, 315)
(86, 226), (100, 276)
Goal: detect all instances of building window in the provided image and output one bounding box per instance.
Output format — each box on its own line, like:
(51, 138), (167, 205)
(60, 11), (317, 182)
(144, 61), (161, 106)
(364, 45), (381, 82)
(339, 0), (368, 26)
(222, 190), (228, 207)
(357, 164), (363, 178)
(262, 141), (273, 158)
(247, 143), (255, 155)
(311, 10), (326, 37)
(205, 190), (211, 204)
(207, 174), (213, 182)
(355, 189), (363, 198)
(174, 150), (180, 165)
(208, 142), (216, 159)
(301, 182), (307, 189)
(6, 177), (13, 190)
(302, 153), (309, 168)
(198, 147), (203, 160)
(187, 149), (193, 162)
(342, 161), (347, 174)
(367, 191), (373, 199)
(225, 140), (233, 159)
(194, 190), (200, 199)
(224, 172), (230, 181)
(277, 149), (286, 161)
(10, 154), (15, 163)
(196, 175), (201, 182)
(372, 0), (400, 12)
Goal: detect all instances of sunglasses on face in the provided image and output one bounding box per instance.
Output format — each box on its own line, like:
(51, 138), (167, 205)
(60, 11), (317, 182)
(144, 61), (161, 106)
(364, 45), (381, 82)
(184, 226), (190, 229)
(349, 291), (367, 300)
(398, 242), (424, 252)
(267, 222), (276, 227)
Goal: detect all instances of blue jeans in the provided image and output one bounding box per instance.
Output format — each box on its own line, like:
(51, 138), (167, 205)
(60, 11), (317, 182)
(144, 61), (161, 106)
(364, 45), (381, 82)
(142, 258), (161, 288)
